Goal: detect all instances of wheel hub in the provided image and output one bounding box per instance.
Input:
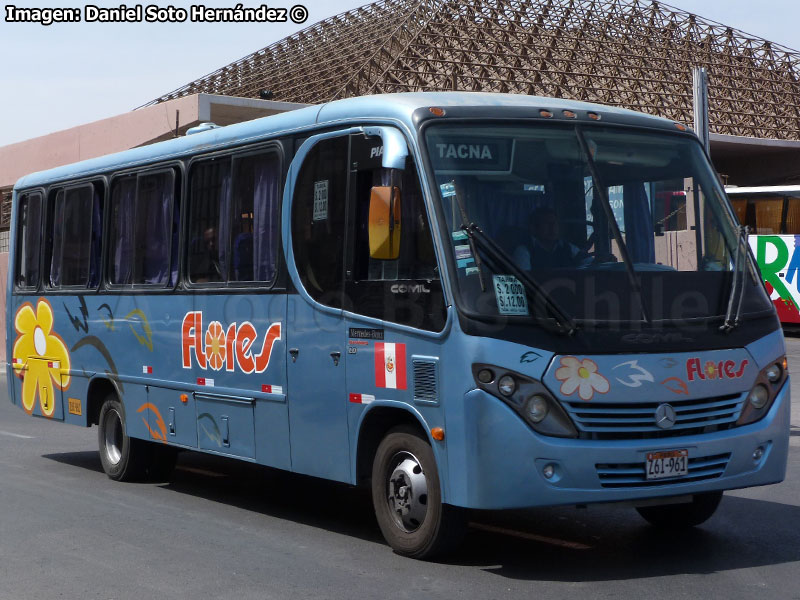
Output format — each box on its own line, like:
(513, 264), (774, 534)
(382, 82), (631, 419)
(103, 408), (123, 466)
(387, 453), (428, 532)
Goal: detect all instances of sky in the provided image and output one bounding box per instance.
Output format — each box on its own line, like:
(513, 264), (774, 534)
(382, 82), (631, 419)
(1, 0), (798, 146)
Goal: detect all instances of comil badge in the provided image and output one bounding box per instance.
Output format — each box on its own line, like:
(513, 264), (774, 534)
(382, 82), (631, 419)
(375, 342), (407, 390)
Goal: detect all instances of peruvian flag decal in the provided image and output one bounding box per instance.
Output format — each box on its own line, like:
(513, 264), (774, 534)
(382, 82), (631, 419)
(374, 342), (407, 390)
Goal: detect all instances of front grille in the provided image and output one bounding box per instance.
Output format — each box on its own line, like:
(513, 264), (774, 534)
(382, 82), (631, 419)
(562, 393), (746, 440)
(596, 453), (731, 488)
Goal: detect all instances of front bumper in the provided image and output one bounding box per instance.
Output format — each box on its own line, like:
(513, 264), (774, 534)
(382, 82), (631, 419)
(446, 378), (790, 510)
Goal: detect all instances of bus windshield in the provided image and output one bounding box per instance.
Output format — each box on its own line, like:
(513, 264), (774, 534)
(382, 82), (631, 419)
(424, 123), (771, 325)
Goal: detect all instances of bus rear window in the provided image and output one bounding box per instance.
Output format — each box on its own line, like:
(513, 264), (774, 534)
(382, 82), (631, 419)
(15, 192), (42, 290)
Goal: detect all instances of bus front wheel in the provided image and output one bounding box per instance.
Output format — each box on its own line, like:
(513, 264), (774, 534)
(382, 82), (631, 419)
(636, 491), (723, 528)
(371, 426), (465, 559)
(98, 396), (149, 482)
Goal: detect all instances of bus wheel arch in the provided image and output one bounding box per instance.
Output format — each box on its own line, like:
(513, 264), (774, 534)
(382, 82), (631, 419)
(355, 406), (427, 487)
(86, 376), (122, 427)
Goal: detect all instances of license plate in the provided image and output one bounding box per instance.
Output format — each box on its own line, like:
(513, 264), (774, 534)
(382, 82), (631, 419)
(645, 449), (689, 480)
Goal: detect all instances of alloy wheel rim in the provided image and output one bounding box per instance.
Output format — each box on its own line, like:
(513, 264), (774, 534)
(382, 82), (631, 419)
(103, 409), (123, 465)
(386, 451), (429, 532)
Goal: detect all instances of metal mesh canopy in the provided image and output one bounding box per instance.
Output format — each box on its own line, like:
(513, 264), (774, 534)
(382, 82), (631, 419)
(148, 0), (800, 141)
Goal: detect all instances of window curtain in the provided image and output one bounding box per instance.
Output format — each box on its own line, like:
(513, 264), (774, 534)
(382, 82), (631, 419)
(88, 187), (102, 287)
(141, 178), (173, 284)
(623, 183), (655, 264)
(252, 156), (280, 281)
(217, 170), (232, 281)
(111, 178), (136, 284)
(50, 191), (65, 287)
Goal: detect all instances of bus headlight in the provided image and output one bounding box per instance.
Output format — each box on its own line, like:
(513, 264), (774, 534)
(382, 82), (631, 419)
(497, 375), (516, 396)
(737, 356), (787, 426)
(526, 395), (549, 423)
(748, 385), (769, 409)
(472, 364), (577, 438)
(765, 363), (782, 383)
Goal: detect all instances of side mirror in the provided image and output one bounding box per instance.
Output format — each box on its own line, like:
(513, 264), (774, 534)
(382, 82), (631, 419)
(369, 186), (402, 259)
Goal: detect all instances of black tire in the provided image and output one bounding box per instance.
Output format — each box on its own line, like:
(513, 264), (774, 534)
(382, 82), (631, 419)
(97, 395), (149, 482)
(636, 491), (723, 529)
(371, 426), (466, 559)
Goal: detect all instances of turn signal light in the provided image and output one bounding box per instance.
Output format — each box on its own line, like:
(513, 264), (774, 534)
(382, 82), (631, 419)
(431, 427), (445, 441)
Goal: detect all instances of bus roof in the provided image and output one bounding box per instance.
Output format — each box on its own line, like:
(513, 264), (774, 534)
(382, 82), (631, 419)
(14, 92), (683, 190)
(725, 185), (800, 196)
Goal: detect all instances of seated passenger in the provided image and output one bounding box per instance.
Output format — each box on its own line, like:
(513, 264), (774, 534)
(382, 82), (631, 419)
(190, 227), (223, 283)
(513, 207), (587, 270)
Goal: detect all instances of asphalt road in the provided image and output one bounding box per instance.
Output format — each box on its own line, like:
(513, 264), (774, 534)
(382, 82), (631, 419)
(1, 341), (800, 600)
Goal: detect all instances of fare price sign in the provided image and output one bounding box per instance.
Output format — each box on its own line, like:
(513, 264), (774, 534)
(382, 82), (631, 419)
(493, 275), (529, 316)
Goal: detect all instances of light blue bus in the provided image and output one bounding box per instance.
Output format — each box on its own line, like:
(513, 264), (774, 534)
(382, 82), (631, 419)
(7, 92), (789, 558)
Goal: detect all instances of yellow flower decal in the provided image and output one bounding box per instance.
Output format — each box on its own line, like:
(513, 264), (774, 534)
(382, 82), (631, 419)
(12, 299), (71, 417)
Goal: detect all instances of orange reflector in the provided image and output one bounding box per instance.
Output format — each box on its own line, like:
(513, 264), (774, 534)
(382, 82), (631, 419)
(783, 357), (788, 371)
(431, 427), (445, 441)
(563, 110), (577, 118)
(539, 110), (553, 118)
(675, 122), (687, 131)
(429, 106), (446, 117)
(180, 394), (189, 404)
(588, 112), (601, 120)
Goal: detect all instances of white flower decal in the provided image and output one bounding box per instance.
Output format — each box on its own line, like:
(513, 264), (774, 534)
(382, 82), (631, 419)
(555, 356), (609, 401)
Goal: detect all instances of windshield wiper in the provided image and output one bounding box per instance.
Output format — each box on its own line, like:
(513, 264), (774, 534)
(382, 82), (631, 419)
(575, 128), (649, 324)
(462, 223), (577, 335)
(720, 225), (750, 332)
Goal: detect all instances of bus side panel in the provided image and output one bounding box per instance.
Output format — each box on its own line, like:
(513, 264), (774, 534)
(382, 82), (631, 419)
(749, 234), (800, 324)
(146, 385), (198, 449)
(344, 317), (451, 494)
(61, 372), (90, 427)
(189, 293), (290, 469)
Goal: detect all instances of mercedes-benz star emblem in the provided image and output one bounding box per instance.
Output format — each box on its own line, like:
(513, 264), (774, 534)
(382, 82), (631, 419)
(655, 404), (677, 429)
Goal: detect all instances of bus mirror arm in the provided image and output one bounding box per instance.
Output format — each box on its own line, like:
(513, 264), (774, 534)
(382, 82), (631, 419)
(363, 126), (408, 170)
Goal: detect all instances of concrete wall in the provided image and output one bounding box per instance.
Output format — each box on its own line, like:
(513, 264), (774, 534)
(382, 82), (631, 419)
(0, 95), (204, 190)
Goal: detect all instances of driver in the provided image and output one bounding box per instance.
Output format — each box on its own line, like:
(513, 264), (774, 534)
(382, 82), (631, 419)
(513, 207), (588, 270)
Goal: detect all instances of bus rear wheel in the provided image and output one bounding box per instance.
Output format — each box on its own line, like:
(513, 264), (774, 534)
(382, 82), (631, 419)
(98, 395), (149, 482)
(371, 426), (465, 559)
(636, 491), (723, 529)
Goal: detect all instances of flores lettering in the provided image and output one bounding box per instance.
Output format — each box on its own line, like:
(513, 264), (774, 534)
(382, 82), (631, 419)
(182, 312), (281, 374)
(686, 357), (748, 382)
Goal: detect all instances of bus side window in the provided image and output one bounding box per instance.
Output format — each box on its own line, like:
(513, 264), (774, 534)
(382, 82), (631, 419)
(48, 182), (102, 288)
(188, 158), (231, 283)
(189, 151), (281, 286)
(230, 152), (281, 284)
(109, 169), (177, 286)
(291, 136), (348, 308)
(15, 191), (42, 290)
